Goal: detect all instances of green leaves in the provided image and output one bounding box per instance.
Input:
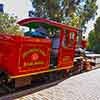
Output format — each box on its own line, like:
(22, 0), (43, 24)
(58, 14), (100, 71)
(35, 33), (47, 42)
(88, 17), (100, 53)
(30, 0), (97, 29)
(0, 13), (23, 36)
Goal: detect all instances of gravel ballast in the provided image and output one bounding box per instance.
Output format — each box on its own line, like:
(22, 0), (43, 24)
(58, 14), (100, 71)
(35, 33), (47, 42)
(16, 69), (100, 100)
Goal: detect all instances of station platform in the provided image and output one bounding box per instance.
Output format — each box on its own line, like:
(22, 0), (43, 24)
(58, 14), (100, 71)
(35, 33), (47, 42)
(16, 68), (100, 100)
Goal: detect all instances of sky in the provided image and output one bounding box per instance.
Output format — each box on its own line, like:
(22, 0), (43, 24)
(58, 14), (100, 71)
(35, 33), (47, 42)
(0, 0), (100, 35)
(0, 0), (32, 19)
(85, 0), (100, 33)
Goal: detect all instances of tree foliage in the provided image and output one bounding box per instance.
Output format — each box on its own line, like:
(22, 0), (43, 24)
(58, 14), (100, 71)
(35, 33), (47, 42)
(95, 17), (100, 40)
(30, 0), (97, 28)
(88, 30), (95, 49)
(88, 17), (100, 53)
(0, 13), (23, 36)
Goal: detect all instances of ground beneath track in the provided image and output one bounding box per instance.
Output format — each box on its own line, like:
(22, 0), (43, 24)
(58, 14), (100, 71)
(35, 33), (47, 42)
(16, 68), (100, 100)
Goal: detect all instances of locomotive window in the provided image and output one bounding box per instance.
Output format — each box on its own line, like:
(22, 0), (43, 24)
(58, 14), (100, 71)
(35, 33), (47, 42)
(69, 32), (75, 48)
(70, 32), (74, 40)
(62, 31), (75, 48)
(62, 30), (68, 48)
(76, 31), (82, 48)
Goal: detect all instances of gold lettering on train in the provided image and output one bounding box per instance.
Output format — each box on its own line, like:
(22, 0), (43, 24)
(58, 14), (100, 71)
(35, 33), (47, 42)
(23, 48), (46, 58)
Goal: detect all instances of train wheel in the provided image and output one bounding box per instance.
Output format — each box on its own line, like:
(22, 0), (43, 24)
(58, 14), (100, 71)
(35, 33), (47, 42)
(0, 69), (8, 84)
(0, 69), (16, 93)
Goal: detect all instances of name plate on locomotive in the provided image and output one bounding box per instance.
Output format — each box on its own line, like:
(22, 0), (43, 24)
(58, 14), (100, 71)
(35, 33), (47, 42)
(20, 48), (46, 68)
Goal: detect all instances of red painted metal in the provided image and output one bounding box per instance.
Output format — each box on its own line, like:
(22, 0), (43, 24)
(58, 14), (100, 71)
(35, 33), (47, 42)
(17, 18), (79, 32)
(81, 40), (87, 48)
(0, 18), (79, 78)
(57, 30), (77, 68)
(0, 34), (51, 76)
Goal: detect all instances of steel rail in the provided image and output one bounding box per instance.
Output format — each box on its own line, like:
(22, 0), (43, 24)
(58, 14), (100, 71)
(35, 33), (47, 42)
(0, 79), (64, 100)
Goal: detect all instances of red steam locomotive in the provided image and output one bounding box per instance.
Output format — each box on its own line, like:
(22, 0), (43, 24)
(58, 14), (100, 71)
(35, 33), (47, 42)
(0, 18), (85, 89)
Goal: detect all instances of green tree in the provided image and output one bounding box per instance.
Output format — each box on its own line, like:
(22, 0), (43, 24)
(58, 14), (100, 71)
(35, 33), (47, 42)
(88, 17), (100, 53)
(94, 17), (100, 53)
(88, 30), (95, 49)
(0, 13), (23, 36)
(95, 17), (100, 40)
(30, 0), (97, 28)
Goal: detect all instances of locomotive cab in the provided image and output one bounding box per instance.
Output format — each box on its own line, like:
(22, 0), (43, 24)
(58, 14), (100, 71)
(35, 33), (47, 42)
(18, 18), (77, 69)
(0, 18), (79, 89)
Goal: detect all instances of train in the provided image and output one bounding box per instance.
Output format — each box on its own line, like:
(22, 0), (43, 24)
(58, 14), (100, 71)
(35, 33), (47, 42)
(0, 18), (94, 91)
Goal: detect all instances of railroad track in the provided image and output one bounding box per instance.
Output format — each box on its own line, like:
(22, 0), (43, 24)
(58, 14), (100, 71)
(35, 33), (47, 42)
(1, 63), (100, 100)
(0, 79), (64, 100)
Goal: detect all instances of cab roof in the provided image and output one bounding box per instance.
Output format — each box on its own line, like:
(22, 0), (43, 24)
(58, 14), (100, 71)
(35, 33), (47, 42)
(17, 18), (80, 32)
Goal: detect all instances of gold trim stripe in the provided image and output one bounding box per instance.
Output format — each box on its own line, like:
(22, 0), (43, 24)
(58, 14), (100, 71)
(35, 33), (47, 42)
(10, 66), (72, 79)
